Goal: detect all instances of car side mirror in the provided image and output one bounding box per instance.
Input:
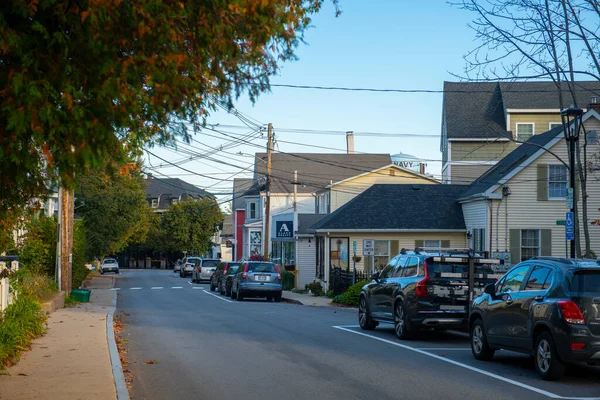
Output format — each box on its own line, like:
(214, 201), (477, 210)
(371, 271), (379, 282)
(484, 283), (496, 296)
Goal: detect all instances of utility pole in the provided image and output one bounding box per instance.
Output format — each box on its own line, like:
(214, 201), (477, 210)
(293, 170), (298, 212)
(263, 123), (273, 261)
(58, 187), (74, 294)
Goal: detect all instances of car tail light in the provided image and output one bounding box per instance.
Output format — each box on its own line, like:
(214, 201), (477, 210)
(275, 265), (282, 281)
(415, 260), (430, 297)
(242, 264), (249, 280)
(571, 342), (586, 351)
(198, 267), (202, 273)
(558, 300), (586, 325)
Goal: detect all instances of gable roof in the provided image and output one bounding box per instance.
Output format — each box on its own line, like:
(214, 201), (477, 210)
(232, 178), (259, 210)
(297, 213), (327, 235)
(460, 109), (600, 200)
(253, 153), (391, 194)
(145, 177), (211, 199)
(311, 184), (468, 231)
(325, 163), (439, 188)
(443, 81), (600, 141)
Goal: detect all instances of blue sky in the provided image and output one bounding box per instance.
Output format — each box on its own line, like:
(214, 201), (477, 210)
(146, 1), (479, 200)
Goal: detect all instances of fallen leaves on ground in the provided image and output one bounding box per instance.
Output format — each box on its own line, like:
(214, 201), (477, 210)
(143, 360), (157, 365)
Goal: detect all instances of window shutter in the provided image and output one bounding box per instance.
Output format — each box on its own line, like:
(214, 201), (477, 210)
(541, 229), (552, 256)
(509, 229), (521, 263)
(441, 240), (450, 248)
(414, 240), (424, 248)
(537, 164), (548, 201)
(390, 240), (399, 257)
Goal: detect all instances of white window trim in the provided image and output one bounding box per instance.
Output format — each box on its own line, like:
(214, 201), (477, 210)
(248, 201), (259, 220)
(549, 122), (562, 130)
(151, 198), (158, 208)
(515, 122), (535, 142)
(548, 164), (568, 200)
(423, 239), (442, 248)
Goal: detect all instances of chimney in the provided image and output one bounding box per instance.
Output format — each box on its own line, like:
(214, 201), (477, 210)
(588, 96), (600, 113)
(419, 163), (426, 175)
(346, 131), (354, 154)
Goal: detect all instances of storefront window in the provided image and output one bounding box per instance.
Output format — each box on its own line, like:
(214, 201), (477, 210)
(374, 240), (389, 270)
(330, 237), (349, 270)
(249, 231), (262, 256)
(272, 241), (295, 269)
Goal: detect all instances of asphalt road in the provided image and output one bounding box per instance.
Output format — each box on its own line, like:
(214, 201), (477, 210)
(114, 269), (600, 400)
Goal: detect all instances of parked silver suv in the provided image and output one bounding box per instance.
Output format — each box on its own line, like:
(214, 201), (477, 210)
(100, 258), (119, 274)
(191, 259), (220, 283)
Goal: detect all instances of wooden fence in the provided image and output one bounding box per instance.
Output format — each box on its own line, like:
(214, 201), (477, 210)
(0, 260), (18, 312)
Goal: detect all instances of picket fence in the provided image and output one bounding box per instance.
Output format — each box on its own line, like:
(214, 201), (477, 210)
(0, 261), (18, 312)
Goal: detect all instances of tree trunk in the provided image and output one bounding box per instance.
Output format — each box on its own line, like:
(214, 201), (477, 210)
(577, 134), (592, 257)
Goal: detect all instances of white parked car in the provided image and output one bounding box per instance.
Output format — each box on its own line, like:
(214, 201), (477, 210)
(191, 259), (220, 283)
(100, 258), (119, 274)
(180, 256), (200, 278)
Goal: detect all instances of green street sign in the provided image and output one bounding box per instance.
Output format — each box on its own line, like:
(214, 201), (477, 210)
(556, 220), (566, 226)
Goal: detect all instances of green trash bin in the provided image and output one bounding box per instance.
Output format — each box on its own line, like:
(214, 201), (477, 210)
(70, 289), (91, 302)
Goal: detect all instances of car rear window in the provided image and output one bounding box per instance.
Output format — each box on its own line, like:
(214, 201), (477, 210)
(570, 270), (600, 292)
(427, 261), (493, 276)
(227, 266), (240, 275)
(248, 263), (276, 273)
(103, 259), (116, 264)
(202, 260), (219, 268)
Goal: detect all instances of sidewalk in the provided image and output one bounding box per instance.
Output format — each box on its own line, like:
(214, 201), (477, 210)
(282, 291), (335, 307)
(0, 276), (121, 400)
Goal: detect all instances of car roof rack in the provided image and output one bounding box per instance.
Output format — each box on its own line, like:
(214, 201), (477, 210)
(398, 247), (502, 265)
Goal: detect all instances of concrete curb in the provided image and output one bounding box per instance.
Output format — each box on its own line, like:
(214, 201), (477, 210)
(106, 284), (129, 400)
(282, 297), (304, 305)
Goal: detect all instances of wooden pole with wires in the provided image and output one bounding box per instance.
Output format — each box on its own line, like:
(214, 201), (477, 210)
(263, 123), (273, 261)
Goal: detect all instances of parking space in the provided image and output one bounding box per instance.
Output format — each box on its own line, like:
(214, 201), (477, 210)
(334, 324), (600, 400)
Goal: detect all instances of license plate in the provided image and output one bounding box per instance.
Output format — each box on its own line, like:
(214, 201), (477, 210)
(255, 275), (268, 281)
(440, 305), (466, 311)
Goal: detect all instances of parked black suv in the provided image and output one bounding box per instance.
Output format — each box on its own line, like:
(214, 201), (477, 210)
(469, 257), (600, 381)
(359, 251), (499, 339)
(210, 261), (240, 292)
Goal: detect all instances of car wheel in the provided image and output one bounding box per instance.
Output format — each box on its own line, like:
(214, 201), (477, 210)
(471, 319), (495, 361)
(226, 284), (232, 297)
(100, 269), (104, 274)
(237, 285), (244, 301)
(535, 332), (565, 381)
(274, 294), (281, 303)
(394, 301), (414, 340)
(210, 280), (216, 291)
(231, 284), (237, 300)
(358, 296), (377, 330)
(266, 295), (273, 302)
(115, 269), (119, 274)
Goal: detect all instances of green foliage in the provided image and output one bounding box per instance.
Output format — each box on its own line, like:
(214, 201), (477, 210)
(331, 280), (369, 306)
(72, 220), (89, 289)
(11, 269), (58, 303)
(305, 281), (324, 297)
(332, 294), (346, 304)
(0, 0), (338, 234)
(76, 158), (150, 258)
(64, 296), (78, 308)
(281, 270), (295, 291)
(326, 290), (334, 298)
(0, 297), (47, 368)
(162, 198), (224, 254)
(18, 214), (57, 276)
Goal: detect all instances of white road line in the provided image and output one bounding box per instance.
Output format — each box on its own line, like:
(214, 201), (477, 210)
(416, 348), (471, 351)
(110, 288), (121, 291)
(187, 281), (192, 285)
(151, 287), (163, 290)
(203, 290), (234, 303)
(130, 287), (142, 290)
(332, 326), (600, 400)
(171, 286), (183, 289)
(192, 287), (204, 290)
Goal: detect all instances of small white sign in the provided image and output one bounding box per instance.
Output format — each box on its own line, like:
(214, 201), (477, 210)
(566, 188), (574, 209)
(363, 239), (375, 256)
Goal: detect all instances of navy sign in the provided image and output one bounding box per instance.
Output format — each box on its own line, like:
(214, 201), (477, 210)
(276, 221), (293, 238)
(566, 211), (575, 241)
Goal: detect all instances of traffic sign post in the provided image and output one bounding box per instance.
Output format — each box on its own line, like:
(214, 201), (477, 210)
(352, 240), (357, 285)
(362, 240), (374, 256)
(566, 211), (575, 241)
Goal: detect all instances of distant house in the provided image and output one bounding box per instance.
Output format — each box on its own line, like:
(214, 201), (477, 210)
(441, 81), (600, 184)
(144, 175), (213, 213)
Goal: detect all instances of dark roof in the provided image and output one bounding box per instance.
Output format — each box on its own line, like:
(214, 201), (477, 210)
(311, 184), (468, 231)
(443, 81), (600, 140)
(145, 177), (212, 210)
(253, 153), (392, 193)
(297, 213), (327, 235)
(232, 178), (258, 210)
(460, 127), (562, 199)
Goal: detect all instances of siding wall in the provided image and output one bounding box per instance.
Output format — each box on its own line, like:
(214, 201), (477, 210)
(451, 142), (518, 162)
(509, 113), (562, 135)
(329, 167), (437, 212)
(296, 238), (317, 289)
(451, 164), (493, 184)
(462, 201), (488, 229)
(489, 117), (600, 259)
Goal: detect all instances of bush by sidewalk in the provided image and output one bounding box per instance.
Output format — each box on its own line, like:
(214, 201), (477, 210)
(331, 280), (369, 307)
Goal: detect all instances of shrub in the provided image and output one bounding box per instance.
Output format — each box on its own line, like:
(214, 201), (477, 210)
(305, 280), (323, 296)
(281, 271), (295, 290)
(72, 220), (90, 289)
(325, 290), (334, 298)
(0, 296), (47, 368)
(341, 280), (369, 306)
(332, 294), (345, 304)
(18, 214), (57, 276)
(12, 269), (58, 303)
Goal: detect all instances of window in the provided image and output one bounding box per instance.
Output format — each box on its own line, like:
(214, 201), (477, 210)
(248, 201), (258, 219)
(587, 130), (600, 145)
(171, 198), (179, 205)
(570, 270), (600, 292)
(498, 265), (530, 292)
(549, 123), (562, 130)
(380, 257), (398, 279)
(525, 266), (553, 290)
(151, 198), (158, 208)
(247, 263), (276, 273)
(317, 192), (330, 214)
(249, 231), (262, 256)
(424, 240), (442, 249)
(521, 230), (540, 261)
(516, 123), (534, 141)
(374, 240), (389, 270)
(330, 238), (349, 270)
(548, 165), (567, 199)
(404, 257), (419, 277)
(473, 228), (486, 254)
(392, 256), (407, 277)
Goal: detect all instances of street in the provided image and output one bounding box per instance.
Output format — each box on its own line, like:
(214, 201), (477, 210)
(115, 270), (600, 400)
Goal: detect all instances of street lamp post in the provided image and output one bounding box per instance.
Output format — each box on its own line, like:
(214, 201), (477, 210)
(560, 107), (584, 258)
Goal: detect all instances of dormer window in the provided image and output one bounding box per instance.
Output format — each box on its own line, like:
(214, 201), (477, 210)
(516, 123), (534, 141)
(172, 198), (179, 205)
(248, 200), (259, 219)
(151, 198), (158, 208)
